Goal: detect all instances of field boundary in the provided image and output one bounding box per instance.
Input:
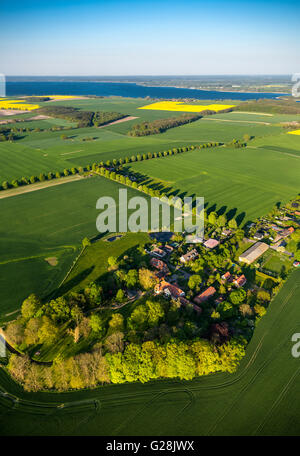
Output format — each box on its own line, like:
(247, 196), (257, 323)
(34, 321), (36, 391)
(0, 174), (83, 200)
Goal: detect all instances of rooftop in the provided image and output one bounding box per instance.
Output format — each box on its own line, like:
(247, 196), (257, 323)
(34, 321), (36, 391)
(204, 239), (219, 249)
(239, 242), (269, 264)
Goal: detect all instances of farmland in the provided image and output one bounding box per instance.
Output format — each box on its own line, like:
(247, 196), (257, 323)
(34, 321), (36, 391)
(0, 269), (299, 436)
(0, 175), (151, 320)
(0, 96), (288, 183)
(138, 101), (236, 112)
(129, 143), (300, 224)
(0, 95), (300, 436)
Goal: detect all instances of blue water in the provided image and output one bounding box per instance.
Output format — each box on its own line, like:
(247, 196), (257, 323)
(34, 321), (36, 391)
(6, 81), (284, 101)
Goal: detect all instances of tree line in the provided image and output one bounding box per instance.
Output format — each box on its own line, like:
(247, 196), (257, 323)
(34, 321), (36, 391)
(8, 338), (245, 391)
(37, 106), (126, 128)
(128, 113), (203, 136)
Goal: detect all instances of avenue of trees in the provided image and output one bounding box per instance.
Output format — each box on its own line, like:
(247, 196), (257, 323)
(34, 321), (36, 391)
(0, 141), (221, 191)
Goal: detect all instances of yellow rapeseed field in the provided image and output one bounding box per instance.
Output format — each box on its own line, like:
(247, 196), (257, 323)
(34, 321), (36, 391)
(0, 99), (40, 111)
(0, 95), (79, 111)
(287, 129), (300, 135)
(139, 101), (235, 113)
(44, 95), (80, 100)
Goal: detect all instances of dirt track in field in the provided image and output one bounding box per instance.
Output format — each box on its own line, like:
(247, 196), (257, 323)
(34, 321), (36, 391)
(0, 174), (83, 200)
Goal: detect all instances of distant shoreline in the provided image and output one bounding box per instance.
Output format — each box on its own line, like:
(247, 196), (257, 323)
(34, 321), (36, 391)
(7, 79), (289, 96)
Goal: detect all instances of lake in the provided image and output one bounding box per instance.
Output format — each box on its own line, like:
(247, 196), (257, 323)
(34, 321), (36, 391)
(6, 81), (284, 100)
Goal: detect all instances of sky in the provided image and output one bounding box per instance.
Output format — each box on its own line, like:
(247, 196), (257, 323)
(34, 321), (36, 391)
(1, 0), (299, 75)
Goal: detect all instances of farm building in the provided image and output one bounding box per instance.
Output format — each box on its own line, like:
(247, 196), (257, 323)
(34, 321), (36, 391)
(204, 239), (219, 249)
(180, 248), (198, 263)
(194, 286), (216, 304)
(239, 242), (269, 264)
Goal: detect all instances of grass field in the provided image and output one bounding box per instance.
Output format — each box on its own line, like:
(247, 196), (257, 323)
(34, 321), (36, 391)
(261, 250), (292, 274)
(62, 232), (150, 294)
(129, 145), (300, 224)
(0, 269), (299, 436)
(0, 176), (151, 319)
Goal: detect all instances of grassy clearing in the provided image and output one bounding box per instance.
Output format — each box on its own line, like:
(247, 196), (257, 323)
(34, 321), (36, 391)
(62, 232), (150, 294)
(0, 270), (299, 436)
(261, 251), (292, 274)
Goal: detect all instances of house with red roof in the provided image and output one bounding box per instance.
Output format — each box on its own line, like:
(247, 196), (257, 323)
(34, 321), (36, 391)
(194, 286), (216, 304)
(233, 274), (247, 288)
(154, 280), (185, 299)
(221, 271), (233, 283)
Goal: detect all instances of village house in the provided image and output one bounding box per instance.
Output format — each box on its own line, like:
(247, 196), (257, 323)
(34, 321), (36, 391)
(154, 280), (185, 299)
(163, 245), (174, 255)
(233, 274), (247, 288)
(221, 228), (232, 237)
(149, 246), (166, 259)
(221, 271), (233, 283)
(203, 239), (219, 249)
(150, 257), (169, 276)
(194, 286), (216, 305)
(272, 226), (294, 243)
(253, 231), (264, 240)
(180, 248), (198, 263)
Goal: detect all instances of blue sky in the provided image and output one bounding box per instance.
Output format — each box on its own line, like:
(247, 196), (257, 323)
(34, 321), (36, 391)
(1, 0), (299, 75)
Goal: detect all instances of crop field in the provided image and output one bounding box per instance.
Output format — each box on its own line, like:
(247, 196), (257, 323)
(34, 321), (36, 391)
(0, 95), (300, 436)
(288, 129), (300, 135)
(0, 269), (299, 436)
(129, 145), (300, 224)
(0, 104), (286, 183)
(0, 176), (150, 318)
(0, 98), (40, 111)
(138, 101), (236, 112)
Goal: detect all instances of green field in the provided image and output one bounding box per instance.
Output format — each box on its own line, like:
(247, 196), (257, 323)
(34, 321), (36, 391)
(0, 269), (299, 436)
(0, 176), (151, 319)
(0, 96), (290, 183)
(1, 96), (300, 435)
(129, 145), (300, 224)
